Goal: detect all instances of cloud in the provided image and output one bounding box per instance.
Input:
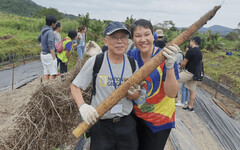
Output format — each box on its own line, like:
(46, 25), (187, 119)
(31, 0), (239, 28)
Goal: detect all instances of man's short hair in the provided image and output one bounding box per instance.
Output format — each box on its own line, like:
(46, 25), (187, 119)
(68, 30), (77, 39)
(46, 15), (57, 26)
(131, 19), (153, 38)
(192, 36), (202, 45)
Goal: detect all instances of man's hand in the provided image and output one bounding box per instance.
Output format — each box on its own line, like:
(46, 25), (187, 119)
(128, 84), (141, 95)
(79, 103), (99, 125)
(163, 44), (180, 69)
(127, 84), (141, 100)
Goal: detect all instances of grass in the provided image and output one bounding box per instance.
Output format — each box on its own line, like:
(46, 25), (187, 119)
(0, 12), (239, 96)
(202, 49), (240, 95)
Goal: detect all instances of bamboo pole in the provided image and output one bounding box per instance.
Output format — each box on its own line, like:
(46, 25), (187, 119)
(212, 97), (233, 118)
(72, 5), (221, 138)
(12, 61), (14, 90)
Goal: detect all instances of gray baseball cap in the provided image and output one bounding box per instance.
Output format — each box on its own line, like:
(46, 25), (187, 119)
(104, 22), (131, 37)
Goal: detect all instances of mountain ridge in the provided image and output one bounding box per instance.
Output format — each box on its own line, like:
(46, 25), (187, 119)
(0, 0), (76, 19)
(179, 25), (234, 36)
(0, 0), (235, 35)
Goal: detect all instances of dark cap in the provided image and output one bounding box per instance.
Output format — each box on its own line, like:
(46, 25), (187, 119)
(192, 36), (201, 45)
(68, 30), (77, 39)
(104, 22), (131, 37)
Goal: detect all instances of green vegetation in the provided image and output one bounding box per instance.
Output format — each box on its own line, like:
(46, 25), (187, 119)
(0, 0), (42, 17)
(0, 0), (76, 20)
(0, 11), (239, 95)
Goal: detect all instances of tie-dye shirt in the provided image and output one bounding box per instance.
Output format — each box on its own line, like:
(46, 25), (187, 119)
(127, 47), (179, 132)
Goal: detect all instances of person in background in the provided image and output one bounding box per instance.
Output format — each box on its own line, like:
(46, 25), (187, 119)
(176, 47), (190, 107)
(179, 37), (203, 112)
(76, 25), (87, 59)
(38, 15), (57, 81)
(154, 29), (166, 49)
(176, 83), (190, 106)
(53, 22), (62, 45)
(127, 19), (179, 150)
(101, 44), (108, 52)
(57, 30), (77, 74)
(71, 21), (139, 150)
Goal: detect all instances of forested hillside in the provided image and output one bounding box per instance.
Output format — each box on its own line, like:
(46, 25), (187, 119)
(0, 0), (42, 17)
(0, 0), (77, 20)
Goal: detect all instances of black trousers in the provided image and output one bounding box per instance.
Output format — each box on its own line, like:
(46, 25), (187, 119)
(90, 115), (138, 150)
(57, 58), (67, 74)
(133, 113), (171, 150)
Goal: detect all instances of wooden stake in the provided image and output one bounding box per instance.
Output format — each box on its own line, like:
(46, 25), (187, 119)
(212, 97), (233, 118)
(72, 5), (221, 138)
(12, 55), (15, 90)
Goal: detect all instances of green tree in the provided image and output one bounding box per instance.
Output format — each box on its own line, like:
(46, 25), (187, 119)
(77, 13), (91, 27)
(88, 19), (106, 42)
(33, 8), (63, 20)
(125, 15), (136, 28)
(156, 20), (177, 31)
(204, 31), (222, 52)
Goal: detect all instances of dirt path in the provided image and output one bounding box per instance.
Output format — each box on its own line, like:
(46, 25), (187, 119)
(0, 78), (239, 150)
(0, 77), (42, 130)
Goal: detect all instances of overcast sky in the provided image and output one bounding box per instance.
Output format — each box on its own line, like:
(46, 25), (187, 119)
(31, 0), (239, 29)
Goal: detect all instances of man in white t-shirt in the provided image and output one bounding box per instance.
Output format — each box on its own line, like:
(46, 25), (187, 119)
(71, 22), (139, 150)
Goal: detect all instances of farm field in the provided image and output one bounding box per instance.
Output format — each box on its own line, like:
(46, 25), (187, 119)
(0, 67), (239, 149)
(0, 4), (240, 149)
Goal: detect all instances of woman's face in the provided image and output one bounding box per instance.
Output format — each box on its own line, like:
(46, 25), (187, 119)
(132, 26), (154, 53)
(59, 25), (62, 31)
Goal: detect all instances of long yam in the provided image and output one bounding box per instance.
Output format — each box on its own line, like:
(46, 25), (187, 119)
(72, 5), (221, 138)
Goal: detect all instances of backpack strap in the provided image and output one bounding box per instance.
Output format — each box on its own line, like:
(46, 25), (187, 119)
(92, 52), (104, 95)
(129, 43), (135, 50)
(127, 55), (136, 73)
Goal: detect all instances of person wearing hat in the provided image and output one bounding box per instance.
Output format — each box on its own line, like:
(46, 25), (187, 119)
(57, 29), (77, 73)
(154, 29), (166, 49)
(178, 36), (203, 112)
(71, 21), (139, 150)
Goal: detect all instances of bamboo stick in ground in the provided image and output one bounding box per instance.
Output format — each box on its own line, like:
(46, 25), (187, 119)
(212, 97), (233, 118)
(72, 5), (221, 138)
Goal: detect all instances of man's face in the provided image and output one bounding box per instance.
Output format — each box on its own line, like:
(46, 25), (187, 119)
(104, 30), (129, 56)
(190, 40), (194, 48)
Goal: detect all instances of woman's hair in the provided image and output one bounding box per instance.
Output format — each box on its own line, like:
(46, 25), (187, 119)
(78, 25), (87, 32)
(130, 19), (153, 38)
(53, 22), (61, 31)
(68, 30), (77, 39)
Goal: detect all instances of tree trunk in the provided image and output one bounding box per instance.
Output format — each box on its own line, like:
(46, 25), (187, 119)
(72, 5), (221, 138)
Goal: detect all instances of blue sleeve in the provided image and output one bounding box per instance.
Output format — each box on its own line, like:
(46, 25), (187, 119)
(47, 31), (55, 50)
(162, 62), (179, 81)
(65, 42), (72, 51)
(126, 50), (131, 56)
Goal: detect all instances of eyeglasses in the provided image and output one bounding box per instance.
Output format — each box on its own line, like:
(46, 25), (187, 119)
(108, 35), (129, 42)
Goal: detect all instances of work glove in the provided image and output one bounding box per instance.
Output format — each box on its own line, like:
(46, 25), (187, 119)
(163, 44), (180, 69)
(79, 103), (99, 125)
(128, 84), (141, 95)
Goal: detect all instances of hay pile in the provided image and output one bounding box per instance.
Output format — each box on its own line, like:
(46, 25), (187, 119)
(0, 59), (91, 150)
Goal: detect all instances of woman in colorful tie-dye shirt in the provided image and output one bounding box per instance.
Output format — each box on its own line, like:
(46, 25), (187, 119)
(127, 19), (179, 150)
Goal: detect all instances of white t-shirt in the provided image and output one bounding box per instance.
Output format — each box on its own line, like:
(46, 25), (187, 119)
(73, 52), (138, 119)
(54, 31), (61, 45)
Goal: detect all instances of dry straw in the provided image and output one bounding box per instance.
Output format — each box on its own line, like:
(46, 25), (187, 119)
(0, 58), (91, 150)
